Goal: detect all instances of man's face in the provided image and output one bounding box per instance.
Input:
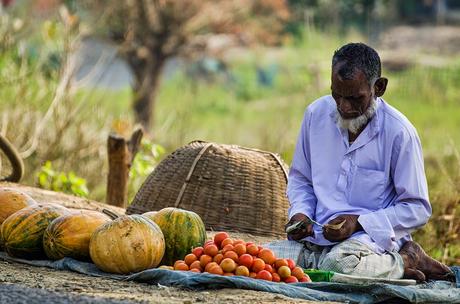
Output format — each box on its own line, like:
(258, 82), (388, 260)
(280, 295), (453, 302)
(331, 63), (374, 120)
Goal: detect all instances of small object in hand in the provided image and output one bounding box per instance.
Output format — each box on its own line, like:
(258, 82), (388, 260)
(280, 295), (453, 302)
(306, 217), (324, 227)
(286, 217), (324, 234)
(324, 219), (346, 230)
(285, 220), (306, 234)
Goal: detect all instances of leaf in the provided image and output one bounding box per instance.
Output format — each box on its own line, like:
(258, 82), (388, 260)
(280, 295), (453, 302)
(38, 173), (49, 188)
(35, 161), (89, 198)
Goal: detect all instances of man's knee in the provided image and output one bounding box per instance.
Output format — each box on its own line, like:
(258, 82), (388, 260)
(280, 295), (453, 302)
(318, 252), (360, 274)
(263, 240), (304, 263)
(319, 248), (405, 278)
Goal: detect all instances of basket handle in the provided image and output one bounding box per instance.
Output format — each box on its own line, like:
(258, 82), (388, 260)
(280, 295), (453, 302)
(174, 142), (214, 208)
(188, 140), (289, 183)
(266, 152), (288, 183)
(236, 146), (288, 183)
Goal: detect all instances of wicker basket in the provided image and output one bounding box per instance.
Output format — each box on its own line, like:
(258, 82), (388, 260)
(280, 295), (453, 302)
(126, 140), (290, 238)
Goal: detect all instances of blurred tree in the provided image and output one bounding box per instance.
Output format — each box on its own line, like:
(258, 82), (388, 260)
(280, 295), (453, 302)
(83, 0), (290, 131)
(285, 0), (313, 40)
(286, 0), (396, 41)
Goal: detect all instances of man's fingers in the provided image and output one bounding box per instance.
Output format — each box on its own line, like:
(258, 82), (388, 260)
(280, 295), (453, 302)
(290, 228), (307, 241)
(291, 213), (309, 223)
(327, 216), (345, 225)
(324, 225), (343, 235)
(324, 234), (342, 242)
(285, 218), (297, 228)
(403, 268), (426, 282)
(285, 214), (309, 231)
(306, 225), (314, 236)
(288, 224), (315, 240)
(323, 226), (345, 242)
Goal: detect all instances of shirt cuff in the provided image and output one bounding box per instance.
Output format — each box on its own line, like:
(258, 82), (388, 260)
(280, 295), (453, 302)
(287, 202), (315, 221)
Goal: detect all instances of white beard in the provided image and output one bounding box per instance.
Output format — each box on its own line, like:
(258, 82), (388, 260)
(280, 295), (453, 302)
(336, 98), (377, 134)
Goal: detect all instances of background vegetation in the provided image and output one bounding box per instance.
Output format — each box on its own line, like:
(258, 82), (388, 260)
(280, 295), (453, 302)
(0, 0), (459, 265)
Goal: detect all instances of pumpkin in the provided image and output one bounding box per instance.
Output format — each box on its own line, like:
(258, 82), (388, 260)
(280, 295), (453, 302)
(0, 188), (37, 250)
(1, 204), (71, 259)
(150, 207), (206, 266)
(0, 188), (37, 225)
(89, 212), (165, 274)
(43, 210), (110, 261)
(142, 211), (158, 222)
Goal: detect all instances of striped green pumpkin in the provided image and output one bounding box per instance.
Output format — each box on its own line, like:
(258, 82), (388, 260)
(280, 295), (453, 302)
(0, 188), (37, 250)
(1, 204), (71, 259)
(149, 207), (206, 266)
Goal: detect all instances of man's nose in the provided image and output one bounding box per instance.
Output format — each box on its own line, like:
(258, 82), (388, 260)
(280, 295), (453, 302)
(337, 98), (352, 112)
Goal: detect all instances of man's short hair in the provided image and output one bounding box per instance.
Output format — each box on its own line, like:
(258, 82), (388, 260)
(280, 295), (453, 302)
(332, 42), (381, 85)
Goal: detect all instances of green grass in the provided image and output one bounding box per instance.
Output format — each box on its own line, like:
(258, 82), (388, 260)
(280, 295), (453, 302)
(387, 66), (460, 155)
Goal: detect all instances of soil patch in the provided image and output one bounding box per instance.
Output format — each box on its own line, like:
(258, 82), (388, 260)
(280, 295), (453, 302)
(0, 260), (336, 304)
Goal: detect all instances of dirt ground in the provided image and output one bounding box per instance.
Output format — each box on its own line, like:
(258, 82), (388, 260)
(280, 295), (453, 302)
(0, 231), (336, 304)
(0, 259), (340, 304)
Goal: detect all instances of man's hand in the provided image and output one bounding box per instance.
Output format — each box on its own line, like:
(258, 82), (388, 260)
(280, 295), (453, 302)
(323, 214), (362, 242)
(285, 213), (314, 241)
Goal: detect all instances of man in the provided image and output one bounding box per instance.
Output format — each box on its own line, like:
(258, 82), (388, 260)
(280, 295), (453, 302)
(274, 43), (453, 282)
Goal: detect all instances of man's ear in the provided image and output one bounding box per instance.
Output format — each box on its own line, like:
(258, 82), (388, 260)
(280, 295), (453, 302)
(374, 77), (388, 97)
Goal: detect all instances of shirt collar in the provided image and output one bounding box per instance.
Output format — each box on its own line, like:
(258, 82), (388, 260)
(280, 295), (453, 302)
(368, 97), (382, 136)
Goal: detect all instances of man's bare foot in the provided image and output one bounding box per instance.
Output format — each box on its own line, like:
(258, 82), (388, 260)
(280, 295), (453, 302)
(400, 267), (425, 282)
(399, 241), (455, 282)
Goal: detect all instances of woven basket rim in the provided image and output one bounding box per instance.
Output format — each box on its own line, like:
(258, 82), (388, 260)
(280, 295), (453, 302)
(188, 140), (289, 182)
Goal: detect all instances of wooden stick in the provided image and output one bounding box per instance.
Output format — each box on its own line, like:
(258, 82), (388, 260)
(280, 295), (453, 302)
(106, 127), (143, 208)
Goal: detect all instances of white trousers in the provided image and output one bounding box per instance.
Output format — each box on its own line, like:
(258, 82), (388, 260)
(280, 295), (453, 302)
(265, 238), (405, 279)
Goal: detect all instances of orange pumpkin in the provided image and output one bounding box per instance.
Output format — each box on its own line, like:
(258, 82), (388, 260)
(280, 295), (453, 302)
(0, 188), (38, 250)
(0, 188), (37, 225)
(89, 213), (165, 274)
(43, 210), (110, 261)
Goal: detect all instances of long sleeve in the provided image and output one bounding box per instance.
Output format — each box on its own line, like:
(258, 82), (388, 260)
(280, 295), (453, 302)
(287, 108), (318, 221)
(358, 128), (432, 252)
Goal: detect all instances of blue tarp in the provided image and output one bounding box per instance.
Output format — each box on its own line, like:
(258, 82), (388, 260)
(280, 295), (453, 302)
(1, 251), (459, 304)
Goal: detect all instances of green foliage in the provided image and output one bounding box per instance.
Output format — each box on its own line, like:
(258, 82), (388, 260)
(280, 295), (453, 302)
(37, 161), (89, 198)
(0, 13), (118, 202)
(128, 139), (165, 203)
